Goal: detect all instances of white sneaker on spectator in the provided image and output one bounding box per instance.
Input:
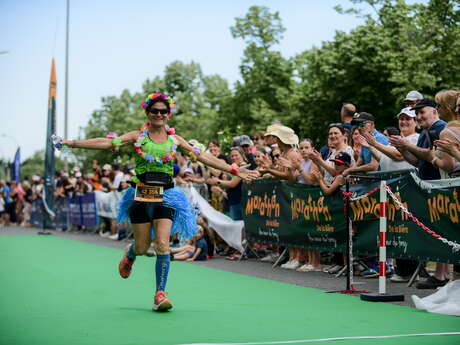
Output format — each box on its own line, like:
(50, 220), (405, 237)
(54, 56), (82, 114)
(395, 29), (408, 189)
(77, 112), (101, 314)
(109, 233), (119, 240)
(261, 253), (279, 263)
(296, 264), (312, 272)
(390, 274), (418, 282)
(99, 231), (111, 238)
(285, 260), (301, 270)
(281, 260), (293, 269)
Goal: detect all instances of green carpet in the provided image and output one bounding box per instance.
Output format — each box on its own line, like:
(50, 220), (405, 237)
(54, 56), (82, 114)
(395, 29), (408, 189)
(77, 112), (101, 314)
(1, 235), (459, 345)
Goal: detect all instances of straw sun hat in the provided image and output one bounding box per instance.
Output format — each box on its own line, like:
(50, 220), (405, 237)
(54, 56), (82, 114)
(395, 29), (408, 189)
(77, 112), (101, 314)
(264, 125), (299, 146)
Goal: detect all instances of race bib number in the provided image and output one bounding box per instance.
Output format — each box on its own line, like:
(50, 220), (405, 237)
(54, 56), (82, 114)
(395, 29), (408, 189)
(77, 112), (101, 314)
(134, 183), (164, 202)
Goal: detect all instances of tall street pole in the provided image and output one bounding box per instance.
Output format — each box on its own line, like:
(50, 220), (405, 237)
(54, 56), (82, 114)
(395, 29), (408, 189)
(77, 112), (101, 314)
(64, 0), (70, 171)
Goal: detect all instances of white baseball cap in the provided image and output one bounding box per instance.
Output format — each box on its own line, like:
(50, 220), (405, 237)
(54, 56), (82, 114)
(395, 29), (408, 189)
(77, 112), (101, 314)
(397, 107), (416, 118)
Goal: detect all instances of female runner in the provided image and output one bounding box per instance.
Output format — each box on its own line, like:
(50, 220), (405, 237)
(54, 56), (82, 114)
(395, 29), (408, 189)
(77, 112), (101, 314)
(60, 92), (257, 311)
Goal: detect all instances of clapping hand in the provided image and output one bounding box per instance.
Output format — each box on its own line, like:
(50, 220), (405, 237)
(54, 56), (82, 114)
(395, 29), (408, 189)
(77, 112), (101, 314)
(307, 149), (322, 162)
(311, 170), (323, 182)
(357, 134), (370, 148)
(434, 139), (460, 154)
(278, 157), (294, 170)
(361, 132), (376, 146)
(389, 135), (409, 149)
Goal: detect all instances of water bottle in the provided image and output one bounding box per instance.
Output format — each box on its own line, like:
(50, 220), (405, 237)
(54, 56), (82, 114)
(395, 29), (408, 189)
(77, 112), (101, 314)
(51, 134), (70, 158)
(51, 134), (63, 150)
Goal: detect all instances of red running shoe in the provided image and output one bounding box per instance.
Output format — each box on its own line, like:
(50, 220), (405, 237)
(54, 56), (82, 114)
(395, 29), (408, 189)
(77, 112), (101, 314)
(152, 291), (173, 312)
(118, 254), (134, 279)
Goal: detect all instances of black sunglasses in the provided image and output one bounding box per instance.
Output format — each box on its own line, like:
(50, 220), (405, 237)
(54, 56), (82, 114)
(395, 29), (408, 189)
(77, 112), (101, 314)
(149, 108), (169, 115)
(273, 154), (280, 158)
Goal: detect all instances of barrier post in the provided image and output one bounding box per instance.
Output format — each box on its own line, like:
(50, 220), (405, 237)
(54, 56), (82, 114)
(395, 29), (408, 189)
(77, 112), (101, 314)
(379, 180), (387, 294)
(360, 180), (404, 302)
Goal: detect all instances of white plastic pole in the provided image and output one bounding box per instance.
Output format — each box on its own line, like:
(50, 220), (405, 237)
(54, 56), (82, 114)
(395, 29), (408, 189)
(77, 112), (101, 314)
(379, 180), (387, 294)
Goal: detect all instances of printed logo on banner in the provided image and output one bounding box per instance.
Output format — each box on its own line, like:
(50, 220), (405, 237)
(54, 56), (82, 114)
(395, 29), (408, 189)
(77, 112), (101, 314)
(426, 189), (460, 224)
(245, 188), (281, 242)
(349, 193), (409, 224)
(291, 195), (333, 232)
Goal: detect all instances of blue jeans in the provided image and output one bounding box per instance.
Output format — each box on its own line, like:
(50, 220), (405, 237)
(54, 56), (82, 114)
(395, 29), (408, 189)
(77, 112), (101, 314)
(229, 204), (243, 221)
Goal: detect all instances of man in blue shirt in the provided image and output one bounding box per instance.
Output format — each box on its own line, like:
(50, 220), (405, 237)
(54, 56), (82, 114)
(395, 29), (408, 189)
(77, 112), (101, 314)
(390, 98), (446, 180)
(343, 112), (389, 175)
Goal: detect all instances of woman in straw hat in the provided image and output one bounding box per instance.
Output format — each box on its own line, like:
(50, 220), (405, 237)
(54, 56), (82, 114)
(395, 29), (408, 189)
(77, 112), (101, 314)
(262, 125), (306, 270)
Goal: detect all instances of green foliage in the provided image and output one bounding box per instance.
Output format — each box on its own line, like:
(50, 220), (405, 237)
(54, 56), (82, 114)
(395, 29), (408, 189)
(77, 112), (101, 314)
(74, 0), (460, 166)
(20, 150), (68, 179)
(292, 0), (460, 145)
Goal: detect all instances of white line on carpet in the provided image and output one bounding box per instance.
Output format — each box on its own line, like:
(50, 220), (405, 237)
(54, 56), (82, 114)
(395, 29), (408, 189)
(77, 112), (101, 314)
(180, 332), (460, 345)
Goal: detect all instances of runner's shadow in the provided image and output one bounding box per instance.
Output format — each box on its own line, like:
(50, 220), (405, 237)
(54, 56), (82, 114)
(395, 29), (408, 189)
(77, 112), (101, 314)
(118, 307), (174, 315)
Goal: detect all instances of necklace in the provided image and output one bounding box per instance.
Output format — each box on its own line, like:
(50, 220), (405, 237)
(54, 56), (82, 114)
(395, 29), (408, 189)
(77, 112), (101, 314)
(133, 124), (178, 165)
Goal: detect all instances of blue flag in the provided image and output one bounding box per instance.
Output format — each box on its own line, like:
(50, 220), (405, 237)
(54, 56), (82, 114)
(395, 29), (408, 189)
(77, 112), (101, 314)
(13, 147), (20, 183)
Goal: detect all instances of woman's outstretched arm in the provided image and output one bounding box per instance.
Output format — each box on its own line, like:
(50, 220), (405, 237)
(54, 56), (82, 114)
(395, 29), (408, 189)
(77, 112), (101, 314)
(63, 131), (138, 150)
(174, 135), (258, 181)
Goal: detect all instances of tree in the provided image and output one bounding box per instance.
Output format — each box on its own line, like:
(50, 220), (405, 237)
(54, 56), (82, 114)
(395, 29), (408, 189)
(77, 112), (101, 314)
(228, 6), (296, 135)
(291, 0), (460, 145)
(78, 61), (233, 166)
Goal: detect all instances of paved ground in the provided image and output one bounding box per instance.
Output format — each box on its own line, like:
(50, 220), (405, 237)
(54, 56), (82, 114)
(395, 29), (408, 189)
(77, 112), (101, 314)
(1, 225), (438, 308)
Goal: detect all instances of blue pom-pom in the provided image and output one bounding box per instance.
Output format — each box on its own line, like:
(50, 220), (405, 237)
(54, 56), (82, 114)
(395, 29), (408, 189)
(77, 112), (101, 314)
(117, 187), (197, 240)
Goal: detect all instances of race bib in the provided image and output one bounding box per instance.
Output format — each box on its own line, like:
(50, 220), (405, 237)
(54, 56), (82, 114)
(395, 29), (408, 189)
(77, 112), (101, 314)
(134, 183), (164, 202)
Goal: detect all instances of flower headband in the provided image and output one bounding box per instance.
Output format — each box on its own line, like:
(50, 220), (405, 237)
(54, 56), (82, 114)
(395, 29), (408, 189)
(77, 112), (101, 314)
(141, 92), (176, 114)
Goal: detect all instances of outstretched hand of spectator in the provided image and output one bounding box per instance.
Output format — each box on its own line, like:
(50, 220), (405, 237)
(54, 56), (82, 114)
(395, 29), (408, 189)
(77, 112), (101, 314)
(361, 132), (376, 146)
(278, 157), (294, 170)
(311, 170), (323, 182)
(237, 167), (260, 182)
(389, 135), (409, 149)
(207, 177), (219, 185)
(308, 149), (322, 162)
(434, 139), (460, 154)
(357, 135), (370, 148)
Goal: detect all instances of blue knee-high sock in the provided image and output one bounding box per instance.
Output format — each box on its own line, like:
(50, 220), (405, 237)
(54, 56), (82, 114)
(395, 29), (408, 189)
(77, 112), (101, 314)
(155, 254), (170, 292)
(127, 243), (136, 261)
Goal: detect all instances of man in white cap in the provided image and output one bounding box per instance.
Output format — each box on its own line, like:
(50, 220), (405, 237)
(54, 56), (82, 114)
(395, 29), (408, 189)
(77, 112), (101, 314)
(359, 107), (419, 172)
(403, 90), (423, 108)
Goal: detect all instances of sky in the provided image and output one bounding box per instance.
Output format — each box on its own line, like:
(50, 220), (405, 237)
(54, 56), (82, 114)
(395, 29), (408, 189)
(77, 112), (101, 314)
(0, 0), (366, 161)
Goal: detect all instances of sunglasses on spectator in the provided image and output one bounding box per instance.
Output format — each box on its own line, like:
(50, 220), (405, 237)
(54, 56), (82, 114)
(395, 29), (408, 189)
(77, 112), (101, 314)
(252, 137), (262, 141)
(149, 108), (169, 115)
(273, 154), (280, 158)
(328, 123), (343, 128)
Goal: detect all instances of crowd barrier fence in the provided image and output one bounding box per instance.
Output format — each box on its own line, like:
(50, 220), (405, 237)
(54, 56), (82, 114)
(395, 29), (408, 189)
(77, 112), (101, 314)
(242, 170), (460, 264)
(29, 183), (209, 231)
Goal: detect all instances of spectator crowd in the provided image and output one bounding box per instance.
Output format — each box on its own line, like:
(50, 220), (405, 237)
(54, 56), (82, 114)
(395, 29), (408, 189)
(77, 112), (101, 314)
(1, 89), (459, 282)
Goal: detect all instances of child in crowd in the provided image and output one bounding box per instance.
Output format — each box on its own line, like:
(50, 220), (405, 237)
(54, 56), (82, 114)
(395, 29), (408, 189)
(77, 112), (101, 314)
(293, 139), (322, 272)
(312, 152), (351, 195)
(170, 226), (208, 261)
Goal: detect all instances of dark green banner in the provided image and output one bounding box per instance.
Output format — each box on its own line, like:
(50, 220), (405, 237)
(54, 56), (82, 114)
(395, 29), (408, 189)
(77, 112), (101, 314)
(242, 172), (460, 264)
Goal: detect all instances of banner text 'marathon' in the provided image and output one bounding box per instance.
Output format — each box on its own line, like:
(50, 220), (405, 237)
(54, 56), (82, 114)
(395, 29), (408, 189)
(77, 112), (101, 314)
(245, 193), (280, 218)
(427, 190), (460, 223)
(291, 196), (332, 222)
